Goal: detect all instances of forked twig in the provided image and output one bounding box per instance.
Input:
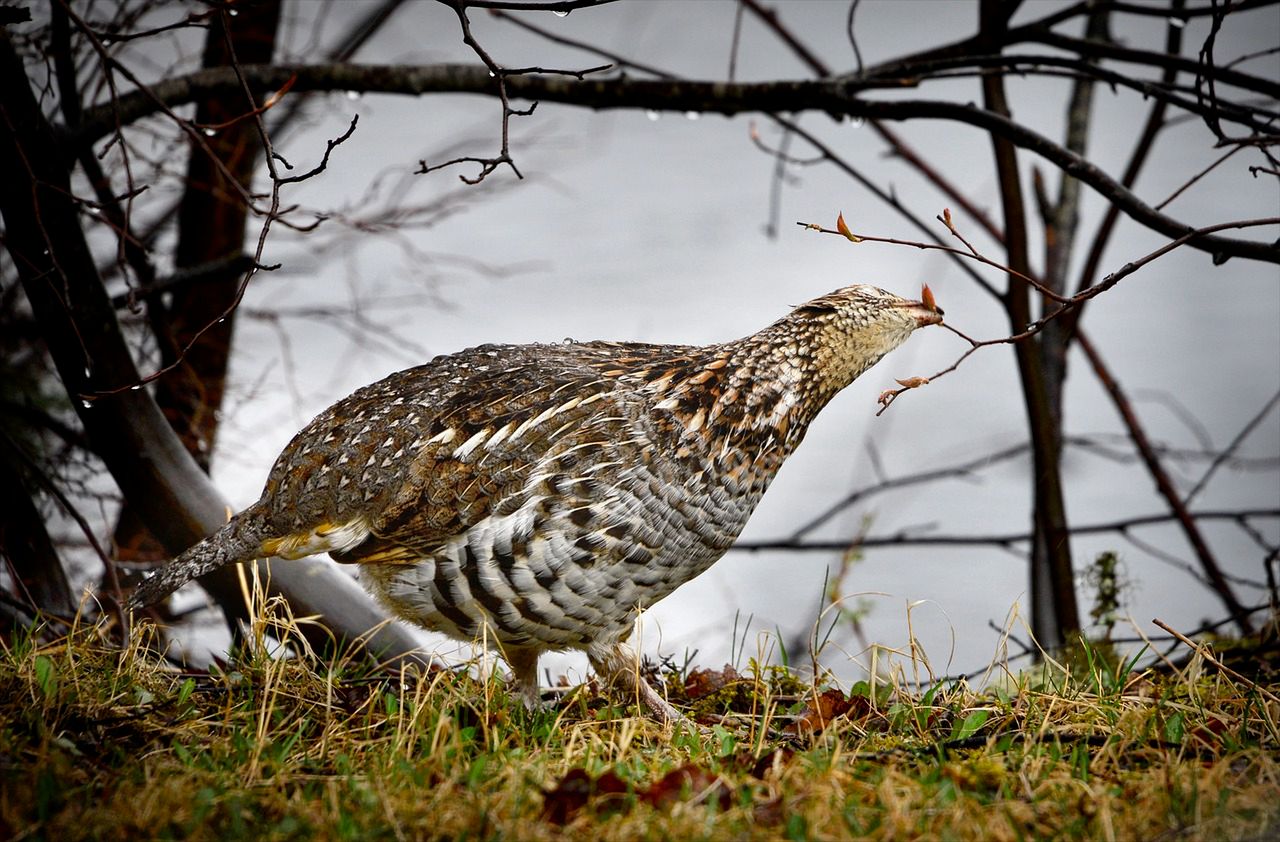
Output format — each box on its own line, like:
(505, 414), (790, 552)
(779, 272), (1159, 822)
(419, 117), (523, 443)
(801, 211), (1280, 414)
(420, 1), (611, 184)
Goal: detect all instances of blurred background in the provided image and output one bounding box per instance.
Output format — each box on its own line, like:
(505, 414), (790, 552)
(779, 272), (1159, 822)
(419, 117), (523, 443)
(6, 0), (1278, 685)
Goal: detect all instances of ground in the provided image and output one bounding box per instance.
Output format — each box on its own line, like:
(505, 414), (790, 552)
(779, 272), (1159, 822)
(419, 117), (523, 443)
(1, 609), (1277, 841)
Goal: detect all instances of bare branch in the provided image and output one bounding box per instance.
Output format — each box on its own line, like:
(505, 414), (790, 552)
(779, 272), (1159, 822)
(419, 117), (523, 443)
(730, 509), (1280, 553)
(453, 0), (616, 10)
(277, 113), (359, 185)
(1183, 389), (1280, 506)
(787, 440), (1034, 543)
(419, 0), (612, 183)
(1078, 329), (1253, 633)
(73, 64), (1280, 263)
(740, 0), (1008, 244)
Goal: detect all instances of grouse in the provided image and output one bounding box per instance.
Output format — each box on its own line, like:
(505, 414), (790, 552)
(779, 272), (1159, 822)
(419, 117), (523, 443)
(130, 283), (944, 722)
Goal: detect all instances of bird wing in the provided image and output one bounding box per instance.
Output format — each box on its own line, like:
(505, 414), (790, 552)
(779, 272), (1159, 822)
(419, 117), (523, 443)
(255, 342), (684, 566)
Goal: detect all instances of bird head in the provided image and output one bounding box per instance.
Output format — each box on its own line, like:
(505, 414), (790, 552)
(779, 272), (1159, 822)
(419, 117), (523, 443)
(790, 283), (943, 394)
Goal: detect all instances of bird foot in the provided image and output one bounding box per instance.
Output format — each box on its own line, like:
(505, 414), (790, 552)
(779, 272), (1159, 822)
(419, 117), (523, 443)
(634, 674), (691, 727)
(587, 641), (703, 730)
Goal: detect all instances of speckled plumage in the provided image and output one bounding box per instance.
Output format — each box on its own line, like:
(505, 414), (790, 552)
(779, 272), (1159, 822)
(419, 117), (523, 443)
(130, 284), (943, 721)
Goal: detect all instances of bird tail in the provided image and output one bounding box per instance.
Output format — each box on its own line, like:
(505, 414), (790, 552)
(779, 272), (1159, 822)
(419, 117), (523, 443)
(126, 507), (269, 611)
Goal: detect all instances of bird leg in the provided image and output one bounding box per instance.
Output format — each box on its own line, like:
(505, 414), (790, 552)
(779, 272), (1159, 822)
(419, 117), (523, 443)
(588, 641), (686, 726)
(502, 645), (543, 712)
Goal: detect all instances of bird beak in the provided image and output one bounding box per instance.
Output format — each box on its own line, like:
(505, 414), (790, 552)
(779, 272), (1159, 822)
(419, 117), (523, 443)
(895, 284), (945, 327)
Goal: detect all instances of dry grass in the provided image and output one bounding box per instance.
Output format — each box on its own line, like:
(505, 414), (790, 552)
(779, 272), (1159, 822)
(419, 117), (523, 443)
(1, 607), (1277, 841)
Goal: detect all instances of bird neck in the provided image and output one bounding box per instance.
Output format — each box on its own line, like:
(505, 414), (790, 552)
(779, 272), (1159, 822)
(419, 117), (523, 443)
(647, 311), (885, 459)
(718, 315), (857, 449)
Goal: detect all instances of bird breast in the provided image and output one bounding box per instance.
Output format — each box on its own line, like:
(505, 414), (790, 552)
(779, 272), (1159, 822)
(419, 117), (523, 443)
(361, 434), (768, 649)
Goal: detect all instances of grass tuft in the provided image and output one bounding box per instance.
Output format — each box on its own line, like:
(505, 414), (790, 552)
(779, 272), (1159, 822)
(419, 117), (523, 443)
(1, 614), (1277, 840)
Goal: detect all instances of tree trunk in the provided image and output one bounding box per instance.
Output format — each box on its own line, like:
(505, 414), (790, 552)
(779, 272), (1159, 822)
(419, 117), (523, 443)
(113, 3), (282, 564)
(0, 30), (426, 666)
(979, 0), (1080, 651)
(0, 442), (77, 620)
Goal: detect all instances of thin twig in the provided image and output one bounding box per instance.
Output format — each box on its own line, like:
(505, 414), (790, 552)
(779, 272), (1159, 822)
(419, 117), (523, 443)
(742, 0), (1007, 244)
(799, 214), (1280, 414)
(1078, 329), (1253, 633)
(805, 216), (1063, 300)
(728, 1), (745, 83)
(1183, 389), (1280, 506)
(845, 0), (864, 76)
(1, 432), (122, 613)
(788, 441), (1033, 542)
(1152, 617), (1280, 704)
(421, 0), (612, 183)
(731, 509), (1280, 553)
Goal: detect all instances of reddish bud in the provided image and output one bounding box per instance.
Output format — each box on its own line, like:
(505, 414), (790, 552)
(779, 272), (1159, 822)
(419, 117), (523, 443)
(921, 283), (938, 312)
(836, 212), (862, 243)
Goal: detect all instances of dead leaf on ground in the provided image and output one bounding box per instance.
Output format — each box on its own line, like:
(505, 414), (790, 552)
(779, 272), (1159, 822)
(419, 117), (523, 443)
(640, 763), (733, 811)
(684, 664), (740, 700)
(541, 767), (628, 825)
(542, 762), (735, 824)
(786, 688), (857, 735)
(739, 746), (796, 779)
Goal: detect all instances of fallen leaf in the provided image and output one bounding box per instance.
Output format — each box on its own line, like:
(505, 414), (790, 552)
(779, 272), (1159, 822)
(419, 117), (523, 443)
(541, 767), (628, 825)
(684, 664), (740, 700)
(753, 795), (787, 826)
(1188, 717), (1230, 748)
(786, 688), (854, 735)
(640, 764), (733, 811)
(741, 746), (795, 779)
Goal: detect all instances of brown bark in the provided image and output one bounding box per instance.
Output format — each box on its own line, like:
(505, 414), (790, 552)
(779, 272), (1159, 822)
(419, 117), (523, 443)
(160, 1), (281, 468)
(113, 3), (282, 564)
(0, 443), (77, 619)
